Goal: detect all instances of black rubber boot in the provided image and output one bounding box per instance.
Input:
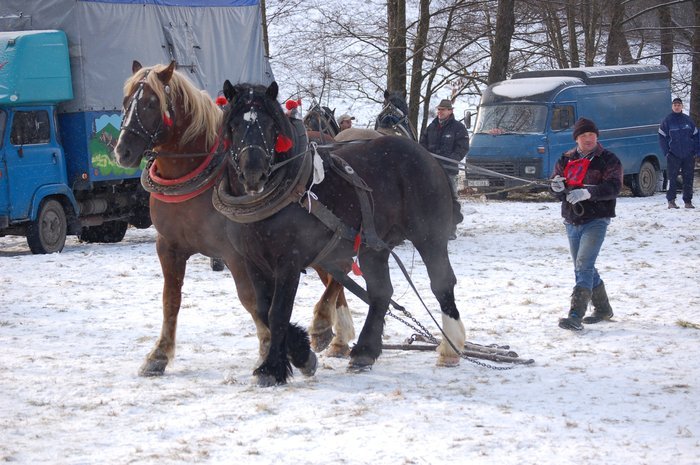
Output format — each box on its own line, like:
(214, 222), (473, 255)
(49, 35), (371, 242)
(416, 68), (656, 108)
(558, 286), (591, 331)
(582, 281), (614, 324)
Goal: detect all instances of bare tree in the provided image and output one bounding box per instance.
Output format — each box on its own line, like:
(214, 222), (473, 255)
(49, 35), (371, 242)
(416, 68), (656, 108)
(692, 0), (700, 121)
(387, 0), (407, 93)
(487, 0), (516, 84)
(605, 0), (634, 64)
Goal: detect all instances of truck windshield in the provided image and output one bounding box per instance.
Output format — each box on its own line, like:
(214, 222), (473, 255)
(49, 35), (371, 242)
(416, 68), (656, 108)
(475, 104), (548, 135)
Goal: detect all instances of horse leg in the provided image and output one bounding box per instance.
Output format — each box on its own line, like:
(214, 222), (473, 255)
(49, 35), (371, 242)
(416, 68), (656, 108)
(250, 266), (315, 386)
(348, 249), (392, 371)
(225, 253), (269, 367)
(328, 281), (355, 358)
(415, 242), (465, 367)
(140, 239), (188, 376)
(309, 267), (337, 353)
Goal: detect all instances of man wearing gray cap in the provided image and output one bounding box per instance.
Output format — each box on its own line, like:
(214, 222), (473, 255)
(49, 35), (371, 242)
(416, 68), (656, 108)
(337, 113), (355, 132)
(658, 97), (699, 209)
(419, 98), (469, 239)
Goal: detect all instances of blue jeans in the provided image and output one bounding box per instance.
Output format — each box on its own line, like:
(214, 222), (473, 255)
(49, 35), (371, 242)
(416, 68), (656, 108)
(565, 218), (610, 290)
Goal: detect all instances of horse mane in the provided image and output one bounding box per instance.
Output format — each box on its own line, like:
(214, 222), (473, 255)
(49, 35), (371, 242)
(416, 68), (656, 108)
(123, 64), (222, 150)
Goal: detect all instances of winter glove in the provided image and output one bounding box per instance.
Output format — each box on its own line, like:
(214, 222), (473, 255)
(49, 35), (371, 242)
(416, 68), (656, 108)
(550, 175), (566, 193)
(566, 188), (591, 204)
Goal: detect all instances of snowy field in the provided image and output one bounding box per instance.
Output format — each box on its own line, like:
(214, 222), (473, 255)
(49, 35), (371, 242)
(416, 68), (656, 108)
(1, 192), (699, 465)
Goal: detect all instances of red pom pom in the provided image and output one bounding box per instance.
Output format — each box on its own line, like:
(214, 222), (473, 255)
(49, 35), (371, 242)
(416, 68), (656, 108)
(215, 96), (227, 107)
(285, 99), (301, 111)
(275, 134), (293, 153)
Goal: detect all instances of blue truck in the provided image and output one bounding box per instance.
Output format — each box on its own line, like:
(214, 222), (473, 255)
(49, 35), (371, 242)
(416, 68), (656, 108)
(464, 65), (671, 198)
(0, 30), (150, 253)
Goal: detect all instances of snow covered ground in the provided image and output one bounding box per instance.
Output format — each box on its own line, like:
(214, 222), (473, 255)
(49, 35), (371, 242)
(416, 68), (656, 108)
(1, 192), (698, 465)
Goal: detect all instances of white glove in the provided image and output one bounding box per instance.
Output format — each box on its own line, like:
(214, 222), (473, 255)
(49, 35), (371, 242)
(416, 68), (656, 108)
(551, 175), (566, 193)
(566, 188), (591, 204)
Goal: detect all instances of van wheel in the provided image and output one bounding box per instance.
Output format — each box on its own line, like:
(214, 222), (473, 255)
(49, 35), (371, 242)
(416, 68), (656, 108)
(630, 161), (657, 197)
(79, 220), (128, 243)
(26, 199), (67, 254)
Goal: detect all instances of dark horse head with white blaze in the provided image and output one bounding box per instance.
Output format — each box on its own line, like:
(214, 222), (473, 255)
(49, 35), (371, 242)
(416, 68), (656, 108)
(221, 79), (296, 195)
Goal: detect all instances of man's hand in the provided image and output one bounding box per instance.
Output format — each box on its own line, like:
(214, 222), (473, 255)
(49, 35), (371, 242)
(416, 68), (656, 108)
(566, 189), (591, 204)
(551, 175), (566, 193)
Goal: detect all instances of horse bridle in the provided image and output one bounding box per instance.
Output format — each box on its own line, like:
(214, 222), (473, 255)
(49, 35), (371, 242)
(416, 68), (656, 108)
(121, 71), (175, 151)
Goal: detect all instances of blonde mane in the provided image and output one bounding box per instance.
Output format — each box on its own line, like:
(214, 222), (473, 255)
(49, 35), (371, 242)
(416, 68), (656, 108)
(123, 64), (222, 150)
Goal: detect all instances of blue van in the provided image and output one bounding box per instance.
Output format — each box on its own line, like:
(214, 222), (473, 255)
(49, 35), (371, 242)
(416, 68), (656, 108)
(464, 65), (671, 197)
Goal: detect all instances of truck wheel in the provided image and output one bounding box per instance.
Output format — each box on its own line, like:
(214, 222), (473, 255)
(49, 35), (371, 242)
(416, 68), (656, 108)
(129, 208), (152, 229)
(26, 199), (67, 254)
(79, 220), (128, 243)
(630, 161), (657, 197)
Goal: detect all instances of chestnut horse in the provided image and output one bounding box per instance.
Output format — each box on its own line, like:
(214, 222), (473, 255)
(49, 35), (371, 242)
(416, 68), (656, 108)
(112, 61), (354, 377)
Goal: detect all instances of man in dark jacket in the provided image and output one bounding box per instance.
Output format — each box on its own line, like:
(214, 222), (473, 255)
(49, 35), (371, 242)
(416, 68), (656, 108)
(550, 117), (622, 331)
(419, 99), (469, 238)
(658, 97), (699, 209)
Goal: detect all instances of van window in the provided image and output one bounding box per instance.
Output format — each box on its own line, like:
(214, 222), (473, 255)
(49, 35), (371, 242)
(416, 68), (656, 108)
(475, 104), (548, 135)
(551, 105), (575, 131)
(10, 110), (51, 146)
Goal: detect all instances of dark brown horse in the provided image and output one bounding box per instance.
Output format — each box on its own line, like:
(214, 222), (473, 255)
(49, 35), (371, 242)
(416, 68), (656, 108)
(112, 62), (354, 377)
(214, 81), (465, 386)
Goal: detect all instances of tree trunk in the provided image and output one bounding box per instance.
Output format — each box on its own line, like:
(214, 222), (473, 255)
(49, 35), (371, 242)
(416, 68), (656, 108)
(605, 0), (634, 65)
(566, 0), (580, 68)
(659, 4), (673, 72)
(487, 0), (515, 84)
(692, 0), (700, 123)
(408, 0), (430, 131)
(260, 0), (270, 57)
(387, 0), (407, 93)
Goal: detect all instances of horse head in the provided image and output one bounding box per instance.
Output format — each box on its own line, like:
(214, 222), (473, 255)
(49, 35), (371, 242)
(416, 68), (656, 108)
(376, 89), (417, 140)
(221, 80), (296, 195)
(113, 60), (222, 168)
(303, 104), (339, 137)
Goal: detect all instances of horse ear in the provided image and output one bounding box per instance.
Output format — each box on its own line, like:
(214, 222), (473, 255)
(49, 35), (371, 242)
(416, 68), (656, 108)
(266, 82), (279, 101)
(157, 61), (176, 84)
(384, 89), (390, 99)
(223, 80), (235, 101)
(132, 60), (142, 74)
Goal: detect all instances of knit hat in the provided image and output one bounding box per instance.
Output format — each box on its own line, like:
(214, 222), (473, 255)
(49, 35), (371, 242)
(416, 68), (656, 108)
(337, 114), (355, 124)
(673, 97), (682, 104)
(572, 117), (599, 140)
(437, 99), (453, 110)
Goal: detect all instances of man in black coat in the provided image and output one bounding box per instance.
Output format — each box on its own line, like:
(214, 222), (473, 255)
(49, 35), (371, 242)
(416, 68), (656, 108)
(419, 99), (469, 238)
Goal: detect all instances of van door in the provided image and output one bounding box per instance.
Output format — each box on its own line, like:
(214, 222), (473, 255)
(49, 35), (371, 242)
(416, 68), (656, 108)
(547, 104), (576, 176)
(0, 109), (9, 221)
(4, 108), (64, 221)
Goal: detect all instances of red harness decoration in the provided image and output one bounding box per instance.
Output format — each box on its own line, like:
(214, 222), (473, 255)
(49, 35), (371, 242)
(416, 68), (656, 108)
(564, 156), (591, 188)
(351, 233), (363, 276)
(150, 138), (228, 204)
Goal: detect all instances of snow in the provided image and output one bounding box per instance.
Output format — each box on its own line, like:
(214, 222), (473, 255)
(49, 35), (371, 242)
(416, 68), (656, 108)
(1, 192), (699, 465)
(491, 76), (583, 99)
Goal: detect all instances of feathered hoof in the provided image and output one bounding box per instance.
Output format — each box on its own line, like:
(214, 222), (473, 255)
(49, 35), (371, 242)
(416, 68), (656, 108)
(255, 373), (281, 387)
(325, 343), (351, 358)
(299, 352), (318, 377)
(139, 357), (167, 377)
(436, 354), (461, 367)
(310, 329), (334, 353)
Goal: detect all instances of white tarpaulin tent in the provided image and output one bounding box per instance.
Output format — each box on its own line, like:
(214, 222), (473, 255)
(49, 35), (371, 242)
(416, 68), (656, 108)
(0, 0), (273, 113)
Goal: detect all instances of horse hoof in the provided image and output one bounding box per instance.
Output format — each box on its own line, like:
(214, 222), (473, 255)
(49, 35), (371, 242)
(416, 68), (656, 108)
(325, 343), (351, 358)
(436, 354), (461, 367)
(299, 352), (318, 377)
(310, 329), (334, 353)
(347, 354), (375, 373)
(255, 373), (282, 387)
(139, 358), (167, 377)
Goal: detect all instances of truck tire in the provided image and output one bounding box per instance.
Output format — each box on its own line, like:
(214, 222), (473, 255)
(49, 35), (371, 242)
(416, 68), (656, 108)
(78, 220), (128, 243)
(630, 161), (657, 197)
(129, 208), (152, 229)
(26, 199), (67, 254)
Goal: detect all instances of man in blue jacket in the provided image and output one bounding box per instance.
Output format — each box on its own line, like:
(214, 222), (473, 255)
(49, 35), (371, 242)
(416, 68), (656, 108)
(658, 97), (699, 209)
